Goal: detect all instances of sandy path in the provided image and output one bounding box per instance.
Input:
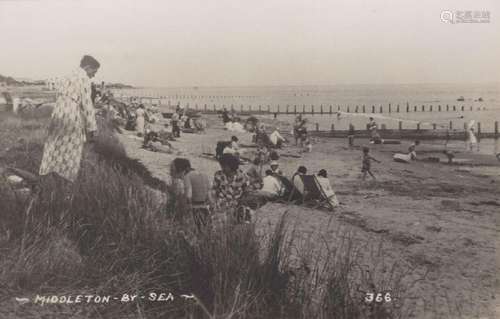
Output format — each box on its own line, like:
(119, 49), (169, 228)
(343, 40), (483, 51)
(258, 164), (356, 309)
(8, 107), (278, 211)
(118, 115), (499, 319)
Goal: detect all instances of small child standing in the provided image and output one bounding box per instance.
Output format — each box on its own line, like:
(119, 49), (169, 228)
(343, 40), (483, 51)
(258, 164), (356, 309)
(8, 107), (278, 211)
(361, 146), (380, 180)
(348, 124), (355, 147)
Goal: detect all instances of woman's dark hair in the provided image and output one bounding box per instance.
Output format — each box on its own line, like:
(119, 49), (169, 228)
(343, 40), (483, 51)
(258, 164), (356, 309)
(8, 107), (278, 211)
(297, 166), (307, 174)
(219, 153), (239, 171)
(172, 158), (191, 175)
(80, 55), (100, 69)
(318, 169), (327, 178)
(231, 136), (238, 142)
(265, 169), (273, 176)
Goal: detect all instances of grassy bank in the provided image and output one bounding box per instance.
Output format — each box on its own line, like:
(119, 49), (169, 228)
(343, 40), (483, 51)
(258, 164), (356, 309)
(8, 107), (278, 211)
(0, 113), (419, 318)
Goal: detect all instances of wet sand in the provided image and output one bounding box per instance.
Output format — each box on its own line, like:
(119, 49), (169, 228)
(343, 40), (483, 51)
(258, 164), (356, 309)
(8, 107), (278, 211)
(117, 114), (499, 318)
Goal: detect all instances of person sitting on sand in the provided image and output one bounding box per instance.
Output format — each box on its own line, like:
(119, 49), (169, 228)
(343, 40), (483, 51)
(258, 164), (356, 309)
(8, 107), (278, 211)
(212, 154), (250, 223)
(361, 146), (380, 181)
(254, 170), (283, 200)
(316, 169), (339, 208)
(270, 161), (283, 176)
(291, 166), (307, 196)
(408, 140), (420, 160)
(171, 158), (212, 225)
(246, 157), (263, 190)
(270, 127), (286, 148)
(223, 136), (240, 155)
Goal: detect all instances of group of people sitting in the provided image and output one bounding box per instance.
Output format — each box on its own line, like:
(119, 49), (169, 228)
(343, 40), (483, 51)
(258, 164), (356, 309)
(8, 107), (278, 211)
(169, 152), (340, 228)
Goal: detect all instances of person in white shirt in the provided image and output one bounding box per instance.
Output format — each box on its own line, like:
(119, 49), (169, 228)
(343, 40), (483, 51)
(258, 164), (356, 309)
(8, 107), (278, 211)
(270, 128), (286, 148)
(256, 170), (283, 199)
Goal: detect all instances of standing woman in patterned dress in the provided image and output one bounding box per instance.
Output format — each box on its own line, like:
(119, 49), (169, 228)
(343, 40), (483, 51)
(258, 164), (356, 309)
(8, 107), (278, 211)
(39, 55), (100, 184)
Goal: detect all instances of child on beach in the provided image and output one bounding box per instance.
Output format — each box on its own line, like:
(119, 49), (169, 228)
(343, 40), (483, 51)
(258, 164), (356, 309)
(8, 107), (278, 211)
(361, 147), (380, 180)
(348, 124), (355, 147)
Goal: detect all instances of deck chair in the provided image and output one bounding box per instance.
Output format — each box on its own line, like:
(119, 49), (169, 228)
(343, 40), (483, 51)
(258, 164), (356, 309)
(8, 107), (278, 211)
(300, 175), (337, 211)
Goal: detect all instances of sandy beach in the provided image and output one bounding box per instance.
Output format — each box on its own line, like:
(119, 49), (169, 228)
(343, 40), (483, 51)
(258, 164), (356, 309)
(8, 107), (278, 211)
(117, 113), (499, 319)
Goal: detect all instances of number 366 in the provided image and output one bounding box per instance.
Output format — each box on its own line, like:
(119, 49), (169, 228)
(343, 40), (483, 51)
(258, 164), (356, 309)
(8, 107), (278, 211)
(365, 292), (391, 303)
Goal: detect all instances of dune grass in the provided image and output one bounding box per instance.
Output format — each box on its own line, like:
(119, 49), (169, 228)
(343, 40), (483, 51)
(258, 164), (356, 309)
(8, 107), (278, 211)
(0, 113), (423, 318)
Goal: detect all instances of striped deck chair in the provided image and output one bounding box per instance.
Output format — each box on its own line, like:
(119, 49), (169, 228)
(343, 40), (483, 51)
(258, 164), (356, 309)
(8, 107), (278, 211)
(300, 175), (337, 211)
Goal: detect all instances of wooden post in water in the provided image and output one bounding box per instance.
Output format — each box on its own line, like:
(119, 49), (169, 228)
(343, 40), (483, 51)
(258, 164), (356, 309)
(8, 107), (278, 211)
(446, 104), (449, 111)
(286, 105), (289, 114)
(449, 121), (453, 130)
(320, 104), (323, 114)
(421, 105), (425, 112)
(414, 105), (417, 112)
(259, 105), (262, 112)
(347, 105), (350, 113)
(461, 105), (464, 111)
(470, 106), (473, 111)
(430, 105), (433, 112)
(331, 124), (335, 132)
(329, 105), (333, 114)
(294, 105), (297, 114)
(267, 105), (271, 113)
(204, 104), (207, 112)
(433, 124), (437, 130)
(302, 105), (306, 114)
(355, 105), (358, 113)
(363, 105), (366, 113)
(399, 121), (403, 130)
(316, 123), (319, 131)
(495, 121), (498, 137)
(213, 104), (216, 112)
(277, 105), (280, 114)
(417, 123), (420, 131)
(372, 105), (375, 113)
(388, 103), (391, 113)
(337, 105), (341, 111)
(311, 105), (315, 114)
(379, 105), (383, 113)
(453, 105), (456, 111)
(396, 104), (400, 112)
(406, 103), (409, 112)
(463, 123), (467, 130)
(477, 122), (481, 138)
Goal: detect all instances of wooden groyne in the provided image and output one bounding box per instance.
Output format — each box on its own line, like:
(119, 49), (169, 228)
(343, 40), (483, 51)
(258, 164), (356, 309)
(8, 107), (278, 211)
(116, 96), (499, 139)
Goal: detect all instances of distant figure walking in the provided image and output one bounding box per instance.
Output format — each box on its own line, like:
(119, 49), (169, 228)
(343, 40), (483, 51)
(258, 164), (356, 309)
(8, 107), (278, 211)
(361, 146), (380, 180)
(466, 120), (478, 151)
(39, 55), (100, 182)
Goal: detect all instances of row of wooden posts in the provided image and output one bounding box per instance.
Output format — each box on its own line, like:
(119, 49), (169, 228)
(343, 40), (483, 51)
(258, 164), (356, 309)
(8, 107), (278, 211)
(311, 121), (499, 136)
(130, 97), (485, 114)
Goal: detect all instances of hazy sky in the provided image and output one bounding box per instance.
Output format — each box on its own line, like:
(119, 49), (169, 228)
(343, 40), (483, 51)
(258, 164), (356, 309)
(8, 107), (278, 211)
(0, 0), (498, 86)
